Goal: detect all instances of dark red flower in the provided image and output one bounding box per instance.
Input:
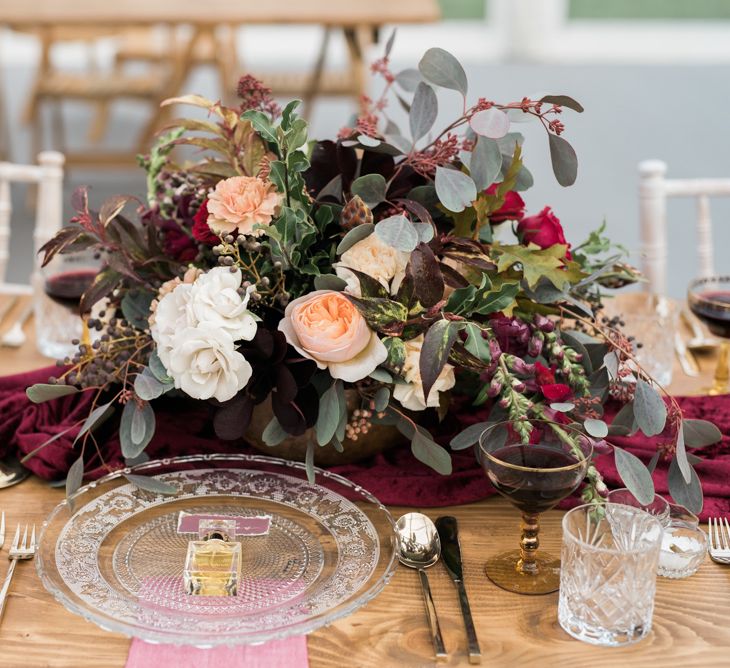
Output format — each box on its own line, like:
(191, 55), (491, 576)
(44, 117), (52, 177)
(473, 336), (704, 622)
(517, 206), (571, 259)
(534, 362), (571, 402)
(161, 223), (197, 263)
(192, 200), (219, 245)
(485, 184), (525, 224)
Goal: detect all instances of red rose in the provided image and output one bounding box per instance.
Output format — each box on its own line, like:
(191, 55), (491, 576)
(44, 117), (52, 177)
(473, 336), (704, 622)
(534, 362), (571, 402)
(192, 200), (220, 245)
(517, 206), (571, 259)
(485, 184), (525, 224)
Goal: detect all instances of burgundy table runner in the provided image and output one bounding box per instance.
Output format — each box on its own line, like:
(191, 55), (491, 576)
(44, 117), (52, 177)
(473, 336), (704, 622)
(3, 367), (729, 520)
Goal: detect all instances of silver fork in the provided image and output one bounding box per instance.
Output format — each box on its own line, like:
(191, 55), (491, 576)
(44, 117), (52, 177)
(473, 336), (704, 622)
(707, 517), (730, 564)
(0, 524), (37, 623)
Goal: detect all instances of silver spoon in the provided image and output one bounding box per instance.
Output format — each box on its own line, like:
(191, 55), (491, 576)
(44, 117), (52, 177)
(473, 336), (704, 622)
(0, 456), (29, 489)
(396, 512), (448, 661)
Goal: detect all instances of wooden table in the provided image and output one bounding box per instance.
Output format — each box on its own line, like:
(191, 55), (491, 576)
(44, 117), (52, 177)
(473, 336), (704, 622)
(1, 1), (440, 168)
(0, 296), (727, 667)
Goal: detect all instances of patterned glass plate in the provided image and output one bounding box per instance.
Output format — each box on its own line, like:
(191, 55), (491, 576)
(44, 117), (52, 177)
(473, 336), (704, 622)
(36, 454), (398, 646)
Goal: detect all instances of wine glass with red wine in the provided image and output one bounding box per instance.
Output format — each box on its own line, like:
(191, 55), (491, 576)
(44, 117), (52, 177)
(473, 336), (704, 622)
(688, 276), (730, 395)
(36, 251), (99, 359)
(478, 420), (593, 595)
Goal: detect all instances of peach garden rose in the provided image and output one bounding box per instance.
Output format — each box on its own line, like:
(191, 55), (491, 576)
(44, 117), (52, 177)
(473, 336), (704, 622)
(278, 290), (387, 382)
(206, 175), (283, 236)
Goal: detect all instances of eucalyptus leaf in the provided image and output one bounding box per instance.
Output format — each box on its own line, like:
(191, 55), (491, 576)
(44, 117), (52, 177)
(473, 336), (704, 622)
(548, 133), (578, 187)
(26, 383), (79, 403)
(357, 134), (380, 148)
(409, 82), (438, 142)
(305, 441), (315, 484)
(76, 401), (114, 440)
(540, 94), (584, 113)
(351, 174), (387, 208)
(584, 418), (608, 438)
(374, 215), (419, 251)
(124, 474), (178, 496)
(369, 368), (393, 383)
(469, 136), (502, 191)
(434, 166), (476, 213)
(148, 351), (171, 382)
(134, 368), (173, 401)
(120, 400), (155, 458)
(412, 431), (453, 474)
(614, 447), (655, 505)
(66, 455), (85, 503)
(550, 402), (575, 412)
(634, 379), (667, 437)
(384, 134), (413, 154)
(470, 108), (510, 139)
(418, 47), (468, 96)
(413, 222), (435, 244)
(314, 274), (347, 291)
(675, 423), (691, 484)
(315, 382), (341, 446)
(395, 68), (422, 92)
(374, 387), (390, 412)
(668, 457), (703, 514)
(121, 290), (155, 330)
(262, 417), (289, 446)
(609, 402), (637, 436)
(682, 418), (722, 447)
(336, 223), (374, 255)
(450, 421), (490, 450)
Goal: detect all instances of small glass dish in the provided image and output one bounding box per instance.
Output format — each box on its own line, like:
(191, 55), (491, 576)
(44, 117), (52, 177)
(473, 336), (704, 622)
(606, 488), (671, 528)
(657, 504), (707, 579)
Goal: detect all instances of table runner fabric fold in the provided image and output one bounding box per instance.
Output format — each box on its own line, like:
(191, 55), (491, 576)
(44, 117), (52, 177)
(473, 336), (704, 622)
(126, 637), (308, 668)
(3, 366), (730, 519)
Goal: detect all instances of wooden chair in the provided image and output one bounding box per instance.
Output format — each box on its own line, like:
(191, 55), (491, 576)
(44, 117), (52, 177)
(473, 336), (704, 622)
(21, 27), (172, 162)
(0, 151), (65, 293)
(639, 159), (730, 295)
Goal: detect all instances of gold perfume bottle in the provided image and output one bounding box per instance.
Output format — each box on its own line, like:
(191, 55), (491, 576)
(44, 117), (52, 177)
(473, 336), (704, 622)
(184, 519), (241, 596)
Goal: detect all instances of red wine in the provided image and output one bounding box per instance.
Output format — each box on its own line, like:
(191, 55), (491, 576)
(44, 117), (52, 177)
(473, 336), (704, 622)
(486, 445), (583, 514)
(690, 290), (730, 338)
(44, 270), (97, 311)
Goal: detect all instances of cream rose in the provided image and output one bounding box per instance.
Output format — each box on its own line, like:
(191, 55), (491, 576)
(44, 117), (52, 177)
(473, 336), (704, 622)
(393, 334), (456, 411)
(189, 267), (257, 341)
(166, 324), (252, 402)
(150, 283), (195, 369)
(206, 175), (282, 236)
(335, 233), (410, 297)
(278, 290), (387, 382)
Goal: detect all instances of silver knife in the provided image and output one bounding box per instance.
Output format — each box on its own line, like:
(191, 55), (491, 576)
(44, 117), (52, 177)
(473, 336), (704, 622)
(674, 331), (699, 377)
(436, 516), (481, 664)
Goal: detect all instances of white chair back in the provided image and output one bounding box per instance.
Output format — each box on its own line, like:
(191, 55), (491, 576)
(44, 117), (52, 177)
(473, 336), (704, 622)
(639, 159), (730, 295)
(0, 151), (65, 292)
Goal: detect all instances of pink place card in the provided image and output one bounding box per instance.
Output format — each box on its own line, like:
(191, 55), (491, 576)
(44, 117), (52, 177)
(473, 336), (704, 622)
(176, 513), (271, 536)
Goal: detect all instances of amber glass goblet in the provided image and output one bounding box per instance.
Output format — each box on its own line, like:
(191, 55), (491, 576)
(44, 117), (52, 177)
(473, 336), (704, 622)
(478, 420), (593, 595)
(688, 276), (730, 396)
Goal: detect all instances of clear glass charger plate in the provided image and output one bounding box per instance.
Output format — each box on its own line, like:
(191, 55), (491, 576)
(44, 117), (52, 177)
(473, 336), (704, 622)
(36, 453), (398, 646)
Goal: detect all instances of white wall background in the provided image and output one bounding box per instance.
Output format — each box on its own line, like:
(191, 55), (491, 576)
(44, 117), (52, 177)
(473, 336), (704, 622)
(2, 15), (730, 297)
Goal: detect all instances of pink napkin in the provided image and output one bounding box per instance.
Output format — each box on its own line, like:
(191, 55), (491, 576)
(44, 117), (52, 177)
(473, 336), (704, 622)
(126, 636), (308, 668)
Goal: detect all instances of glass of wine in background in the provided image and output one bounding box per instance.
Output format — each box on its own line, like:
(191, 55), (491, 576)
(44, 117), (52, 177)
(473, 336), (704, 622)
(35, 250), (99, 360)
(688, 276), (730, 395)
(478, 420), (593, 595)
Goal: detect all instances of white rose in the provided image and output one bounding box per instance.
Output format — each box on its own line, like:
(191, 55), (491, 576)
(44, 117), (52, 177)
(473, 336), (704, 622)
(393, 334), (456, 411)
(189, 267), (257, 340)
(150, 283), (195, 369)
(167, 324), (252, 402)
(335, 233), (409, 297)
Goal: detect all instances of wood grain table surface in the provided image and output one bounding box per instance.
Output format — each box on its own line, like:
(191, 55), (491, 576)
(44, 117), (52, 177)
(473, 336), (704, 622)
(0, 0), (440, 28)
(0, 294), (727, 667)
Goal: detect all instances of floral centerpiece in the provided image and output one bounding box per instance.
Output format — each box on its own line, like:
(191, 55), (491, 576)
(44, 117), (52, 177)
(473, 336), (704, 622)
(27, 40), (719, 512)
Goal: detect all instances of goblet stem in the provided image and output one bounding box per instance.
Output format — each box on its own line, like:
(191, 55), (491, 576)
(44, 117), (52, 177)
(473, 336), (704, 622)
(517, 512), (540, 575)
(709, 341), (730, 396)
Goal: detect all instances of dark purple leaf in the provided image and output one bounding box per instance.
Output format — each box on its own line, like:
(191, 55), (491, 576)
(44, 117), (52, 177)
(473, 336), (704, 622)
(397, 198), (433, 226)
(439, 262), (469, 289)
(79, 269), (122, 314)
(410, 243), (444, 307)
(275, 365), (298, 403)
(99, 195), (134, 227)
(214, 396), (254, 440)
(420, 320), (461, 403)
(341, 267), (389, 299)
(540, 94), (584, 113)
